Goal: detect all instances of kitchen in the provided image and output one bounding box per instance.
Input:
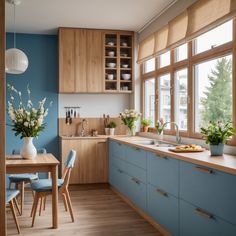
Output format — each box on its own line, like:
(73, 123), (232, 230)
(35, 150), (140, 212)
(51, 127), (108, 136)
(1, 0), (236, 235)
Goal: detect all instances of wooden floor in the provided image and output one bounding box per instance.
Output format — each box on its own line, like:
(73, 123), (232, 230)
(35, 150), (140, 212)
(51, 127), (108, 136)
(7, 185), (162, 236)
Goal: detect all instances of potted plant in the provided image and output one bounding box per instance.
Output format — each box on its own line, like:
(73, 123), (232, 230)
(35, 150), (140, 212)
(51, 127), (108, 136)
(7, 84), (52, 159)
(200, 121), (235, 156)
(141, 118), (152, 132)
(155, 118), (165, 139)
(120, 109), (141, 136)
(108, 121), (117, 135)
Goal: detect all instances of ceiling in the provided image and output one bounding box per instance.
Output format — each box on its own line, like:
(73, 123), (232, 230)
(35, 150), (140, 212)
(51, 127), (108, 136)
(5, 0), (176, 35)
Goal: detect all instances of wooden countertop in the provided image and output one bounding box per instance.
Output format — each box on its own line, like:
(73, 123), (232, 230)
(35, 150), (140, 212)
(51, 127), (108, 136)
(59, 135), (127, 140)
(109, 136), (236, 175)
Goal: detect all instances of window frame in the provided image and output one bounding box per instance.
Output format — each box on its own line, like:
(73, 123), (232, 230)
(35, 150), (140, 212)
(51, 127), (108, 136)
(141, 19), (236, 145)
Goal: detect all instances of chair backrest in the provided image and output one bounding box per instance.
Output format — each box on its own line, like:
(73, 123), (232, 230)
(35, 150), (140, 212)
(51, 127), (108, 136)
(61, 150), (76, 189)
(12, 148), (47, 155)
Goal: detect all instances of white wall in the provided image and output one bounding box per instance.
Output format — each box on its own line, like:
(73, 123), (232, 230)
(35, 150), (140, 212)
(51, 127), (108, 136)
(59, 94), (130, 118)
(138, 0), (197, 42)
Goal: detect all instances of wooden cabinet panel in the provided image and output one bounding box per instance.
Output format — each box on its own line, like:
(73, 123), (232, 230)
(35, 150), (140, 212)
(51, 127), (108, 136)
(96, 140), (108, 182)
(86, 30), (103, 92)
(59, 28), (75, 93)
(75, 29), (87, 92)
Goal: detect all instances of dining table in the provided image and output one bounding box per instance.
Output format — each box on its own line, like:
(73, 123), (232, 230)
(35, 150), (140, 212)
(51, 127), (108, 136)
(6, 153), (60, 229)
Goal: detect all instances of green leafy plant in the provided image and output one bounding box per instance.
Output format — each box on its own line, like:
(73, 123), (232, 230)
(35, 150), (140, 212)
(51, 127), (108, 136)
(155, 118), (165, 134)
(141, 118), (152, 128)
(108, 121), (117, 128)
(7, 84), (52, 139)
(200, 121), (235, 145)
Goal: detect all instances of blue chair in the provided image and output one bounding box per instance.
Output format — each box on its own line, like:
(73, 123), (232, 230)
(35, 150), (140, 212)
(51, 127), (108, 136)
(6, 189), (21, 234)
(9, 148), (47, 215)
(31, 150), (76, 226)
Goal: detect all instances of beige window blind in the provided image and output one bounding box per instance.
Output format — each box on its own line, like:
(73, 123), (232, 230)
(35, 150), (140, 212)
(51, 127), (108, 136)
(167, 11), (188, 49)
(138, 0), (236, 64)
(154, 25), (169, 57)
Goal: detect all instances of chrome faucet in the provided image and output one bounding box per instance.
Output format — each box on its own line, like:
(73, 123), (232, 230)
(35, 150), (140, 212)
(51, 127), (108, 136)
(163, 122), (181, 144)
(80, 119), (88, 137)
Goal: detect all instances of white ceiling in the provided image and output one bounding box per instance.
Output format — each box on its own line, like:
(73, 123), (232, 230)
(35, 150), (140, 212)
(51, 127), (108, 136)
(5, 0), (176, 35)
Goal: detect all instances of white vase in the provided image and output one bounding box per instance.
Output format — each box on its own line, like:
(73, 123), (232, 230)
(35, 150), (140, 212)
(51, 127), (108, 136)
(109, 128), (115, 136)
(105, 128), (110, 135)
(20, 137), (37, 159)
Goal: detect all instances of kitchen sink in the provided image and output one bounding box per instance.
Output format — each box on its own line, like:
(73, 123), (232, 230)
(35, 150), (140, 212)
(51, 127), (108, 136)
(132, 140), (176, 147)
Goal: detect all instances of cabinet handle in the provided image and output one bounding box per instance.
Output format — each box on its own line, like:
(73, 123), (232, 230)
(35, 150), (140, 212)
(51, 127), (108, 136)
(156, 188), (168, 197)
(118, 169), (123, 173)
(135, 147), (141, 151)
(194, 166), (213, 174)
(118, 143), (121, 146)
(97, 141), (106, 144)
(131, 177), (141, 185)
(194, 208), (214, 219)
(157, 154), (168, 159)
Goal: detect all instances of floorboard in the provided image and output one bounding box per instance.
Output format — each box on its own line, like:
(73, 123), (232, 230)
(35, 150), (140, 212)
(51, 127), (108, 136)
(7, 185), (162, 236)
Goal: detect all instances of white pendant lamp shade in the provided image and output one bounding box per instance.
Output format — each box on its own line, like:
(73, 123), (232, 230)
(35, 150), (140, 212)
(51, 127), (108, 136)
(5, 48), (29, 74)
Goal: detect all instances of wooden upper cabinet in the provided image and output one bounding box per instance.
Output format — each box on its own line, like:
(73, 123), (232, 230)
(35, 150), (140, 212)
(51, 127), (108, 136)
(86, 30), (103, 93)
(59, 28), (75, 93)
(75, 29), (87, 93)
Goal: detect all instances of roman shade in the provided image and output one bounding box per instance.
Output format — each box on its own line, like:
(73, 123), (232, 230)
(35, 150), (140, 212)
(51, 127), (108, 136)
(137, 0), (236, 64)
(137, 34), (155, 64)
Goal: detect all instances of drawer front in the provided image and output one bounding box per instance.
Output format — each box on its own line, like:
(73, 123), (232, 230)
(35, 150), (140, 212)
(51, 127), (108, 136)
(126, 175), (147, 212)
(147, 184), (179, 236)
(109, 140), (126, 160)
(125, 145), (147, 169)
(180, 161), (236, 225)
(125, 161), (147, 184)
(109, 165), (128, 196)
(180, 200), (236, 236)
(147, 152), (179, 197)
(109, 155), (126, 173)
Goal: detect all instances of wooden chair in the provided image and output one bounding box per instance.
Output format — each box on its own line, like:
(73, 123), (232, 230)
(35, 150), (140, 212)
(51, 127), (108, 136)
(6, 189), (21, 234)
(30, 149), (76, 227)
(9, 148), (47, 215)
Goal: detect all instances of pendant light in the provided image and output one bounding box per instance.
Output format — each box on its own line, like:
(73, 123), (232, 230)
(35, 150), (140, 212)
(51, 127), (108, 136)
(5, 0), (28, 74)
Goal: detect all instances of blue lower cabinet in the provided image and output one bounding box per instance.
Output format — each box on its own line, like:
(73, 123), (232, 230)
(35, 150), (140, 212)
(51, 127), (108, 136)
(180, 200), (236, 236)
(148, 184), (179, 236)
(126, 175), (147, 212)
(125, 145), (147, 169)
(147, 152), (179, 197)
(109, 140), (126, 160)
(109, 165), (128, 196)
(180, 161), (236, 225)
(125, 161), (147, 184)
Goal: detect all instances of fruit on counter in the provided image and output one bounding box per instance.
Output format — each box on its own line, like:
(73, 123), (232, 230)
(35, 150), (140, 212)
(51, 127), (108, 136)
(175, 144), (203, 151)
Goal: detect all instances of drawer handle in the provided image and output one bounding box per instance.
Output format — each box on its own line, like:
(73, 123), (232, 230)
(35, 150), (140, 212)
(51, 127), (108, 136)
(131, 177), (141, 185)
(157, 154), (168, 159)
(156, 188), (168, 197)
(98, 141), (106, 144)
(118, 143), (121, 146)
(194, 208), (214, 219)
(135, 147), (141, 151)
(118, 169), (123, 173)
(194, 166), (213, 174)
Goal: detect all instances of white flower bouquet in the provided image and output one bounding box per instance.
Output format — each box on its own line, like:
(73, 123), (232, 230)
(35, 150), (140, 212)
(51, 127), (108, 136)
(7, 84), (52, 139)
(120, 109), (141, 135)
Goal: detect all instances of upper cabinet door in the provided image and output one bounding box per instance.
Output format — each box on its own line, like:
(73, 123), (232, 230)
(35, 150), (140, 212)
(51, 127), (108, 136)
(75, 29), (87, 92)
(59, 28), (75, 93)
(86, 30), (103, 93)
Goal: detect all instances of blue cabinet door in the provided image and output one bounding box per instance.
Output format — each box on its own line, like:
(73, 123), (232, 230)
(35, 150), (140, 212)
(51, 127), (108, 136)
(180, 200), (236, 236)
(147, 152), (179, 197)
(109, 140), (126, 160)
(147, 184), (179, 236)
(180, 161), (236, 225)
(125, 175), (147, 212)
(125, 161), (147, 184)
(125, 145), (147, 169)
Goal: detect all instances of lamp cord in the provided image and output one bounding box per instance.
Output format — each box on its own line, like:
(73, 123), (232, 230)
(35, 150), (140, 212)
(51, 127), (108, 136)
(13, 2), (16, 48)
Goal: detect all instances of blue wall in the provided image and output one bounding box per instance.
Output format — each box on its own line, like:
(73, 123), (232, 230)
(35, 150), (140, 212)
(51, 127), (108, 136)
(6, 33), (59, 159)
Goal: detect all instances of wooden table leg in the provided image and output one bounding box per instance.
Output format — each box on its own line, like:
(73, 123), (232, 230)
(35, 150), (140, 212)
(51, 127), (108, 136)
(51, 166), (58, 229)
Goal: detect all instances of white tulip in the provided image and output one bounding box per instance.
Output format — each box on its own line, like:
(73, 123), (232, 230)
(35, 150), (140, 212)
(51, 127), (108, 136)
(24, 121), (29, 127)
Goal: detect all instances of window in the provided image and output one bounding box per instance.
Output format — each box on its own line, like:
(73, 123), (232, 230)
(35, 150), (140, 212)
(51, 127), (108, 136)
(159, 51), (170, 68)
(194, 55), (232, 132)
(175, 43), (187, 62)
(144, 58), (155, 73)
(158, 74), (171, 128)
(144, 79), (155, 126)
(175, 68), (188, 131)
(193, 20), (232, 55)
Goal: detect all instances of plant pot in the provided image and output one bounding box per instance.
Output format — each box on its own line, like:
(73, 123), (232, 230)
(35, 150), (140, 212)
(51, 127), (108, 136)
(109, 128), (115, 136)
(143, 126), (149, 132)
(20, 137), (37, 159)
(105, 128), (110, 135)
(209, 143), (224, 156)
